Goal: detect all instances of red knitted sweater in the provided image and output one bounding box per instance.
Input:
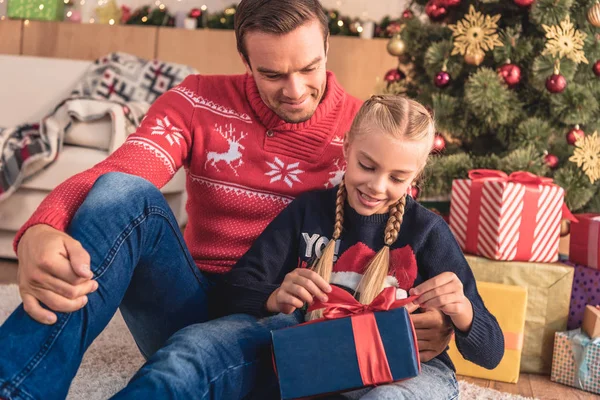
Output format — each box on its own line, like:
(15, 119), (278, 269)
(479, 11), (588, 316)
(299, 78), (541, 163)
(15, 72), (363, 274)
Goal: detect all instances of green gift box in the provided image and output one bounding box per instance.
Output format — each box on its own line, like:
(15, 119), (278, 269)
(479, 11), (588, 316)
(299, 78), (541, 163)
(7, 0), (64, 21)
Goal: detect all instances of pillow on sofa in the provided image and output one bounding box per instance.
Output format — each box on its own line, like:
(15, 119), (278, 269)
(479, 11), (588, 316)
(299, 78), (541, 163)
(64, 116), (112, 151)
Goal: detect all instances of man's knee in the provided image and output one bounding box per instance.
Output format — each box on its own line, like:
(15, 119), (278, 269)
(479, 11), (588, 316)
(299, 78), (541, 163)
(94, 172), (157, 196)
(84, 172), (162, 210)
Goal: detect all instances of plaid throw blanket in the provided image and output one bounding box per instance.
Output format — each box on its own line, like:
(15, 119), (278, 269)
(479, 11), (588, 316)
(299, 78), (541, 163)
(0, 52), (197, 202)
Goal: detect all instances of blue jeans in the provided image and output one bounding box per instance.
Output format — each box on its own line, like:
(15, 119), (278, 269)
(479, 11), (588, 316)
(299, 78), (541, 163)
(325, 358), (459, 400)
(111, 317), (457, 400)
(0, 172), (295, 400)
(111, 311), (304, 399)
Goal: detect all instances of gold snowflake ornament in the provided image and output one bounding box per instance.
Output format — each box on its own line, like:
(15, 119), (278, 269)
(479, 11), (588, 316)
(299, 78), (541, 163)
(448, 5), (503, 61)
(542, 16), (588, 64)
(570, 131), (600, 184)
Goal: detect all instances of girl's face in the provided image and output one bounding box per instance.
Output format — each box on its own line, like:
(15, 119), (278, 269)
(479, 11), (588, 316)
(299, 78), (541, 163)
(343, 129), (427, 216)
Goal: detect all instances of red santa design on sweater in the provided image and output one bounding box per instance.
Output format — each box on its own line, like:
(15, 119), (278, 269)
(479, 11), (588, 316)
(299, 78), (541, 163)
(330, 242), (418, 299)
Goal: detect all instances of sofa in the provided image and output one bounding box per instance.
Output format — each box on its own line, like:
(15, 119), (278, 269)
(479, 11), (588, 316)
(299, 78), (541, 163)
(0, 55), (187, 259)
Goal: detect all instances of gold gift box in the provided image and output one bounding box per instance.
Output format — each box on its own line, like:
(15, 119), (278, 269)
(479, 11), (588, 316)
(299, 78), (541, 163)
(448, 281), (527, 383)
(465, 255), (574, 374)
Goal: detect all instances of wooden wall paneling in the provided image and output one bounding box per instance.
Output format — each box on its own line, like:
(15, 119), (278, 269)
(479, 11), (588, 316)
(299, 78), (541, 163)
(12, 21), (395, 100)
(21, 21), (157, 60)
(0, 19), (23, 55)
(156, 28), (245, 75)
(327, 36), (396, 100)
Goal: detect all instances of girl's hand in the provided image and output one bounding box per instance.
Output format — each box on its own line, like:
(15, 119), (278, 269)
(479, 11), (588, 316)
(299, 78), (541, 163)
(266, 268), (332, 314)
(409, 272), (473, 332)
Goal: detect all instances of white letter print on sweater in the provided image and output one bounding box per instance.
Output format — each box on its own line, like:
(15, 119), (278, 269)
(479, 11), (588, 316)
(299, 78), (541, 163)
(302, 233), (340, 261)
(205, 123), (247, 176)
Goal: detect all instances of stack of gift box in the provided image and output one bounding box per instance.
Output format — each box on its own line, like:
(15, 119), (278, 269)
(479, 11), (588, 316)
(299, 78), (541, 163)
(446, 169), (600, 395)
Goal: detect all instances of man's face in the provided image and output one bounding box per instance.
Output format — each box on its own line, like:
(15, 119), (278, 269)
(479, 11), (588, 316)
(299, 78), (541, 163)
(242, 20), (328, 123)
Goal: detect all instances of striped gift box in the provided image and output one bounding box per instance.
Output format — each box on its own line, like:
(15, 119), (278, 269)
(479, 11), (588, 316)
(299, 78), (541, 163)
(449, 169), (570, 262)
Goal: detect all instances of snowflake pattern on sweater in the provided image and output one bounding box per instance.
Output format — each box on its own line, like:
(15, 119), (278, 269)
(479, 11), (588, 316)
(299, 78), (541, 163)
(16, 72), (363, 274)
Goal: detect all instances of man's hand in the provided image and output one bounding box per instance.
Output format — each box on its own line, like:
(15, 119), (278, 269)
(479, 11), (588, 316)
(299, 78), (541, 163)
(266, 268), (331, 314)
(410, 307), (453, 363)
(17, 224), (98, 324)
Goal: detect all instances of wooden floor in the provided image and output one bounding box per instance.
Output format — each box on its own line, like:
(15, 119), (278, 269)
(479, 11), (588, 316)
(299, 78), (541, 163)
(0, 258), (599, 399)
(458, 374), (599, 399)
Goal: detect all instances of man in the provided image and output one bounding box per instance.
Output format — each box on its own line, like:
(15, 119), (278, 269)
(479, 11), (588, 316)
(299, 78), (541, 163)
(0, 1), (453, 399)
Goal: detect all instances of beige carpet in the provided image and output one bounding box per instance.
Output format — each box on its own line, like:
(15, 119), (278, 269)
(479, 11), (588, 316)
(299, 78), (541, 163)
(0, 285), (537, 399)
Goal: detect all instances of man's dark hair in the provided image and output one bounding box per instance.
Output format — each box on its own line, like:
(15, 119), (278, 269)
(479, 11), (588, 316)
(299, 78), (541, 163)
(234, 0), (329, 66)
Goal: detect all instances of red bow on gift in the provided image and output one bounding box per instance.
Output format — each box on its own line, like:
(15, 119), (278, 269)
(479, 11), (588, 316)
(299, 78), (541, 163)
(307, 286), (420, 386)
(467, 169), (577, 222)
(307, 286), (417, 317)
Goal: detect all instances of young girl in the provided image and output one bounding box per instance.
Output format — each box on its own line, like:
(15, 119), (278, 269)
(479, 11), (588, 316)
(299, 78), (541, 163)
(112, 95), (503, 400)
(216, 94), (504, 399)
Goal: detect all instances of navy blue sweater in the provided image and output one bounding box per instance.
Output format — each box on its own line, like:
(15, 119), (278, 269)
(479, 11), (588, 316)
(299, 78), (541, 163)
(218, 187), (504, 371)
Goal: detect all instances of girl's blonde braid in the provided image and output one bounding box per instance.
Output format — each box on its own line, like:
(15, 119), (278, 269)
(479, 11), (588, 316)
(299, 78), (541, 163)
(357, 195), (407, 304)
(308, 179), (346, 320)
(384, 195), (406, 246)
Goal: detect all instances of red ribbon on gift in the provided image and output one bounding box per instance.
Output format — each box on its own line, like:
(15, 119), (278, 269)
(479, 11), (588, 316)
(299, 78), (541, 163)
(307, 286), (419, 386)
(465, 169), (576, 260)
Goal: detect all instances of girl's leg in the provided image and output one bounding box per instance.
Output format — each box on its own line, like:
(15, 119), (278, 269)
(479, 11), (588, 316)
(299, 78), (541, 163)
(0, 172), (213, 400)
(111, 311), (304, 400)
(340, 358), (459, 400)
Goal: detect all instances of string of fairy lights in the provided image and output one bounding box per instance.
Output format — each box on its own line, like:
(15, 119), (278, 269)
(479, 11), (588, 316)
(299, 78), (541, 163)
(0, 0), (399, 36)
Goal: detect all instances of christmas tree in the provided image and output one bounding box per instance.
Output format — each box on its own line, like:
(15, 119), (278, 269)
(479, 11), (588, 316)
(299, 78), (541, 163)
(383, 0), (600, 212)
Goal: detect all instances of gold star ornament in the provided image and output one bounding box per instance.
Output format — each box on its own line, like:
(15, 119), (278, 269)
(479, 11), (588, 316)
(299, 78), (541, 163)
(542, 16), (588, 64)
(569, 131), (600, 184)
(448, 5), (503, 65)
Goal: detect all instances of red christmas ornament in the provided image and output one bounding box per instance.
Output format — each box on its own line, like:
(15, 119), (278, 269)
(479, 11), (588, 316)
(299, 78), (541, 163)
(384, 68), (406, 84)
(441, 0), (461, 6)
(593, 60), (600, 77)
(434, 71), (451, 88)
(566, 126), (585, 145)
(513, 0), (535, 6)
(425, 0), (448, 21)
(409, 186), (420, 199)
(497, 63), (521, 87)
(432, 134), (446, 152)
(546, 74), (567, 93)
(189, 8), (202, 18)
(402, 9), (414, 19)
(544, 154), (559, 169)
(433, 71), (451, 89)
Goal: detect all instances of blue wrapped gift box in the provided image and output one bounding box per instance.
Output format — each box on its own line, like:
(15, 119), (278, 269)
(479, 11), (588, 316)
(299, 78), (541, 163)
(271, 288), (420, 399)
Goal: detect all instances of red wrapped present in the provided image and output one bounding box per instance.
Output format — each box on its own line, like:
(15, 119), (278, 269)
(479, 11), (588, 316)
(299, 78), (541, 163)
(449, 169), (574, 262)
(569, 214), (600, 270)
